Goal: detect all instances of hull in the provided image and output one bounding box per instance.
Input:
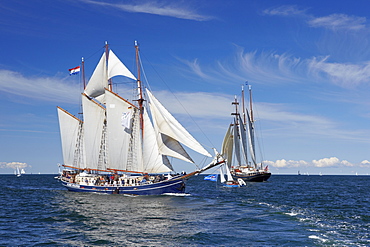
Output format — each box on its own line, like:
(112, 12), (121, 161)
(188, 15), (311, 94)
(233, 172), (271, 182)
(222, 183), (240, 188)
(61, 178), (185, 196)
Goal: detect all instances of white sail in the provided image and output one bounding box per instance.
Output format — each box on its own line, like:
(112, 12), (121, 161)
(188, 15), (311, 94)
(246, 110), (257, 166)
(84, 52), (107, 100)
(148, 97), (196, 163)
(221, 124), (234, 168)
(105, 89), (136, 170)
(233, 118), (242, 166)
(82, 94), (106, 170)
(142, 107), (173, 173)
(57, 107), (83, 167)
(108, 50), (137, 81)
(146, 89), (211, 157)
(238, 114), (249, 165)
(220, 165), (226, 183)
(225, 163), (234, 181)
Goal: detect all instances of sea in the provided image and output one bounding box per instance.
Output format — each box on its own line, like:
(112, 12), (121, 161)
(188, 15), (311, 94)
(0, 174), (369, 246)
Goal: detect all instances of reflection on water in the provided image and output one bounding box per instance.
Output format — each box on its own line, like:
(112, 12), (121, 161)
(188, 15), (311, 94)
(53, 192), (199, 245)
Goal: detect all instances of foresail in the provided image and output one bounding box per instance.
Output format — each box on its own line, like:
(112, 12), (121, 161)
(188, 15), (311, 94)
(142, 107), (173, 173)
(146, 89), (211, 157)
(105, 89), (136, 171)
(84, 52), (108, 100)
(148, 94), (196, 163)
(82, 94), (106, 170)
(57, 107), (84, 167)
(108, 50), (137, 81)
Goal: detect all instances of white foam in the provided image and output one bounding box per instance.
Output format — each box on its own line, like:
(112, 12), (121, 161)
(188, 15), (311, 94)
(309, 235), (327, 242)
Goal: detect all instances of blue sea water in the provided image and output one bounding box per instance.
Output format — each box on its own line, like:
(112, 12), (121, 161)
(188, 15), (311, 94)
(0, 174), (369, 246)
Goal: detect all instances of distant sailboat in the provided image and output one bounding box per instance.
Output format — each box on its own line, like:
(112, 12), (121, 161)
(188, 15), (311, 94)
(221, 85), (271, 182)
(16, 167), (21, 177)
(57, 41), (225, 195)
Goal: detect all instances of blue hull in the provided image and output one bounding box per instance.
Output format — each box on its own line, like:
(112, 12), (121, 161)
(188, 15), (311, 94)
(61, 178), (185, 196)
(222, 184), (240, 188)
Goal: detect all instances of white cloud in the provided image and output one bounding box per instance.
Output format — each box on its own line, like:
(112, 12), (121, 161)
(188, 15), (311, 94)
(263, 5), (306, 16)
(264, 159), (308, 168)
(0, 161), (30, 170)
(0, 69), (80, 104)
(80, 0), (212, 21)
(265, 157), (355, 168)
(308, 14), (367, 31)
(308, 56), (370, 88)
(360, 160), (370, 167)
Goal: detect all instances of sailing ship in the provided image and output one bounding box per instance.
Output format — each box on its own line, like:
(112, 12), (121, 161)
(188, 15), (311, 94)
(221, 85), (271, 182)
(57, 41), (224, 195)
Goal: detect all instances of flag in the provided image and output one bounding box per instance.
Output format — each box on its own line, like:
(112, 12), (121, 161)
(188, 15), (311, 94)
(204, 174), (218, 182)
(69, 66), (80, 75)
(264, 165), (269, 171)
(121, 111), (132, 129)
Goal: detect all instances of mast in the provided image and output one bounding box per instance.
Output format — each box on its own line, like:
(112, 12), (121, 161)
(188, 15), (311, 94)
(249, 85), (254, 123)
(105, 41), (113, 91)
(135, 41), (144, 137)
(241, 85), (246, 124)
(82, 57), (86, 89)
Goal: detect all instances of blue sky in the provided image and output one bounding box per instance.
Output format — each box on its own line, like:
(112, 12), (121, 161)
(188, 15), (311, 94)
(1, 0), (370, 175)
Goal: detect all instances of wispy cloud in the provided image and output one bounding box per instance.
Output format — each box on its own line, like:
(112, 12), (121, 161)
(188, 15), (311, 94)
(80, 0), (212, 21)
(308, 56), (370, 88)
(264, 5), (368, 32)
(308, 14), (367, 31)
(183, 47), (370, 89)
(263, 5), (307, 16)
(0, 69), (80, 104)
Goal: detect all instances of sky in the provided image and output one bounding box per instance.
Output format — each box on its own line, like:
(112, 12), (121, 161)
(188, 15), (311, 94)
(1, 0), (370, 175)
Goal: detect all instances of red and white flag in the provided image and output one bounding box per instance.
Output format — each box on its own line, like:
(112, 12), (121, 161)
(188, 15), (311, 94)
(69, 66), (80, 75)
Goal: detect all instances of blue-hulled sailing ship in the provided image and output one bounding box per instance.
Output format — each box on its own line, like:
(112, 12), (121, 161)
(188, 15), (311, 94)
(57, 41), (224, 195)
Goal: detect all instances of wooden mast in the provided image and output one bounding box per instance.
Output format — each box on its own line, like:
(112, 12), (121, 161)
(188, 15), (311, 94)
(135, 41), (144, 137)
(81, 57), (86, 89)
(105, 41), (113, 91)
(249, 84), (254, 123)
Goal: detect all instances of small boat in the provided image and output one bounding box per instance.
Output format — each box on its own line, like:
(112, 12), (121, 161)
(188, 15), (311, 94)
(220, 164), (246, 187)
(16, 167), (21, 177)
(57, 41), (224, 195)
(221, 85), (271, 182)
